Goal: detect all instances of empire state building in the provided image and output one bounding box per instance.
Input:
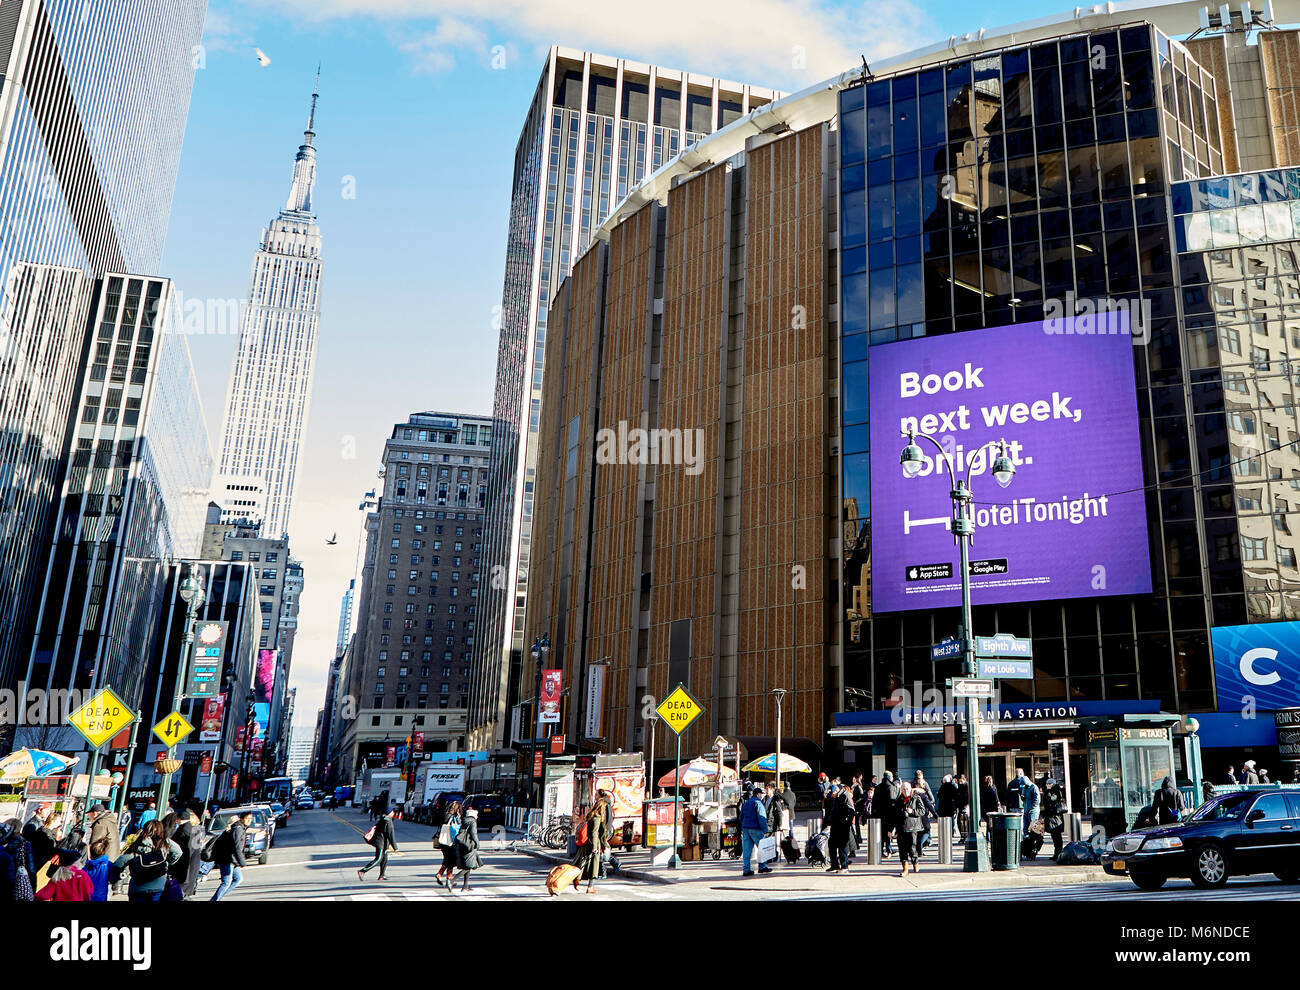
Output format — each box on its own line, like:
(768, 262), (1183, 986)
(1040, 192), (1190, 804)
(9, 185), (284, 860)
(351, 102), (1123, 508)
(216, 78), (324, 538)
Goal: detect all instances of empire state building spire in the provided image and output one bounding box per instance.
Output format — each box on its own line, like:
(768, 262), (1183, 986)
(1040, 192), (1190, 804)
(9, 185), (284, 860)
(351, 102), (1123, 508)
(285, 69), (319, 215)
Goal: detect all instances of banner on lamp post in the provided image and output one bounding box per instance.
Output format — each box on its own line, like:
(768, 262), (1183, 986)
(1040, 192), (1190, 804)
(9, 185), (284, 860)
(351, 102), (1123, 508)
(584, 664), (605, 739)
(539, 669), (562, 725)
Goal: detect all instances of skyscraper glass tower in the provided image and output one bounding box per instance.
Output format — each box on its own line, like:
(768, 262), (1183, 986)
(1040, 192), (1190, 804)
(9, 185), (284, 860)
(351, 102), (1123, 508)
(0, 0), (207, 692)
(216, 78), (324, 539)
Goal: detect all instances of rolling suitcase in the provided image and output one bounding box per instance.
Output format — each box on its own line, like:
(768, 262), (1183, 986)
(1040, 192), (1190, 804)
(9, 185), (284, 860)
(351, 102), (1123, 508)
(546, 863), (581, 895)
(781, 834), (800, 865)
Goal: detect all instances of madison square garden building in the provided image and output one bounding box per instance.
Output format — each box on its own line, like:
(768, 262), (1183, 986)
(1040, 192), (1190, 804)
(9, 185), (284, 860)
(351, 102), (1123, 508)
(516, 2), (1300, 822)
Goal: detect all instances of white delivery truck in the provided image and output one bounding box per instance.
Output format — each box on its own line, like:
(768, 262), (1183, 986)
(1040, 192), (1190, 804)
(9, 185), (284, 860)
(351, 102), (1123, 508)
(412, 763), (469, 823)
(358, 768), (403, 810)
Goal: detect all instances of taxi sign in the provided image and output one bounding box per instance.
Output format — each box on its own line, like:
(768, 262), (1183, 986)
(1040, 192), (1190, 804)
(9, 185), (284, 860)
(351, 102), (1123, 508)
(153, 711), (195, 749)
(66, 688), (136, 749)
(656, 684), (704, 736)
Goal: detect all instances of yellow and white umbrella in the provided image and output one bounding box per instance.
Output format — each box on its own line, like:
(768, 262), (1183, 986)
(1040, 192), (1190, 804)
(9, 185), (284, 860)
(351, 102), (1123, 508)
(0, 748), (79, 785)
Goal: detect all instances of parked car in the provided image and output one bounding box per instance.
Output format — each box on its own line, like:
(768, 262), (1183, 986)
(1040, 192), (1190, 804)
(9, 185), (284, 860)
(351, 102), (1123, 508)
(429, 791), (466, 827)
(464, 793), (506, 831)
(296, 793), (316, 809)
(268, 802), (290, 828)
(1103, 789), (1300, 890)
(208, 806), (272, 865)
(253, 804), (278, 846)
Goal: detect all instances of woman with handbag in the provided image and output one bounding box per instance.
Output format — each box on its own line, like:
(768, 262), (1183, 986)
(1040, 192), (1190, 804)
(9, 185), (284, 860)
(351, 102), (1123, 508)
(435, 801), (462, 887)
(449, 806), (482, 891)
(572, 795), (610, 893)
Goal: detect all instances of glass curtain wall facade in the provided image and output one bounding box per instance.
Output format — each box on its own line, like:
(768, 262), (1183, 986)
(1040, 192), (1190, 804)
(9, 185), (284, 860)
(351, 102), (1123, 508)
(0, 0), (206, 695)
(1174, 170), (1300, 624)
(21, 276), (212, 735)
(839, 24), (1221, 716)
(471, 48), (775, 748)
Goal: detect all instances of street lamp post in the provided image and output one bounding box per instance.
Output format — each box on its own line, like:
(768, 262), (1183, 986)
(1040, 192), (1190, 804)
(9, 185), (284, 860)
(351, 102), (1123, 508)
(157, 572), (205, 816)
(528, 635), (550, 812)
(899, 429), (1017, 873)
(771, 688), (787, 790)
(645, 714), (661, 799)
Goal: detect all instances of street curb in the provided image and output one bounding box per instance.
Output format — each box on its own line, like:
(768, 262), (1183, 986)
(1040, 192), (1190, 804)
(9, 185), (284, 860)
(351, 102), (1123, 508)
(514, 845), (1116, 890)
(514, 845), (680, 885)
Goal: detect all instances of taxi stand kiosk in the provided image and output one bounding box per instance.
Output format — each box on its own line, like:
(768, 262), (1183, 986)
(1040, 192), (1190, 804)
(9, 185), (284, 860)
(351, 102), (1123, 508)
(1085, 717), (1181, 838)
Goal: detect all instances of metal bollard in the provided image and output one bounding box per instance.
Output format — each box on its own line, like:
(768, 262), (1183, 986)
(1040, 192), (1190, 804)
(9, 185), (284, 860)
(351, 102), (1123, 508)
(1064, 812), (1083, 843)
(866, 818), (882, 865)
(938, 817), (953, 864)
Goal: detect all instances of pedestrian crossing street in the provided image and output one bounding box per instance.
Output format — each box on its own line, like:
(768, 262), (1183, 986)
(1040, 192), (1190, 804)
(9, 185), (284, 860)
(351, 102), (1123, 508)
(316, 879), (676, 901)
(793, 880), (1300, 902)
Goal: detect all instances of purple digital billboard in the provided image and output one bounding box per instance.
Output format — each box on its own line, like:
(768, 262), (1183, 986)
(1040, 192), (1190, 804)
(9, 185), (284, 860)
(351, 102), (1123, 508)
(867, 317), (1151, 612)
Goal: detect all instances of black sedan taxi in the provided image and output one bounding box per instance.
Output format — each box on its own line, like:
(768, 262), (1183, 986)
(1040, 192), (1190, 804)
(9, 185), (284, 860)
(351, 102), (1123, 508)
(1102, 789), (1300, 890)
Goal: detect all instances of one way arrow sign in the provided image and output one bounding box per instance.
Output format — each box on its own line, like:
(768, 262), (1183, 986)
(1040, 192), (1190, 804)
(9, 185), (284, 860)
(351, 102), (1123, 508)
(153, 711), (195, 748)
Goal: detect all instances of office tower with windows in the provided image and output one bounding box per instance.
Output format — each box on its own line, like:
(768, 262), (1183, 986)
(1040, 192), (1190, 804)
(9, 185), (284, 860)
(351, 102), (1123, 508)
(216, 79), (324, 539)
(344, 412), (490, 769)
(0, 0), (206, 696)
(21, 275), (213, 749)
(470, 47), (779, 748)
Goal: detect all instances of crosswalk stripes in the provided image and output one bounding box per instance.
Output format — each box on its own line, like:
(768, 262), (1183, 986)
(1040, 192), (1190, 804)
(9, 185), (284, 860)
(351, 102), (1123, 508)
(336, 879), (672, 901)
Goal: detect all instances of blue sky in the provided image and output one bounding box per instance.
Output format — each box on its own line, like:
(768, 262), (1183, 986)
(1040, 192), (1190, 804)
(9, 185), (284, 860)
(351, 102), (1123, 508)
(161, 0), (1054, 724)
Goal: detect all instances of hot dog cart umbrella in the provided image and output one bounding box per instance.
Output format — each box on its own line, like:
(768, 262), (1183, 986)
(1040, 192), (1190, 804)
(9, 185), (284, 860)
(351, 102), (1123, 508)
(741, 753), (812, 775)
(658, 759), (738, 789)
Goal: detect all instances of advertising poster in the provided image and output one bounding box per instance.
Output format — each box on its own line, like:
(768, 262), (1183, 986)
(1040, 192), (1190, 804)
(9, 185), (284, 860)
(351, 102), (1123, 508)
(255, 648), (277, 704)
(539, 668), (562, 724)
(199, 696), (225, 743)
(868, 317), (1151, 612)
(584, 664), (605, 738)
(1211, 621), (1300, 712)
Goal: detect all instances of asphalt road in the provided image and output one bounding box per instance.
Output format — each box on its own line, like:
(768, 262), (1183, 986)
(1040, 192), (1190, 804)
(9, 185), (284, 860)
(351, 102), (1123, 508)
(200, 807), (1300, 902)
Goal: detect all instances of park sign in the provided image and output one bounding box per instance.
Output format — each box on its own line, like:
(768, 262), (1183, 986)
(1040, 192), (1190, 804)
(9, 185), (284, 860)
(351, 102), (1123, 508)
(656, 684), (704, 736)
(66, 687), (136, 749)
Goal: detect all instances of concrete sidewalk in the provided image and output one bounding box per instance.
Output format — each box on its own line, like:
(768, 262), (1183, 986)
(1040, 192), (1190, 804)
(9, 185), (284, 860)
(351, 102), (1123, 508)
(516, 843), (1123, 894)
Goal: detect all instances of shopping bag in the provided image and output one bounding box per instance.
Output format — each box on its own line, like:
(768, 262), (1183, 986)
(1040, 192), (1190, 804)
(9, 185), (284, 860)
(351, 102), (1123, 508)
(758, 835), (778, 863)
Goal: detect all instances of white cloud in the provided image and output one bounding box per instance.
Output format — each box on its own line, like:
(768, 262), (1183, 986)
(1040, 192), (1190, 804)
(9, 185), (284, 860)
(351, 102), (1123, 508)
(255, 0), (933, 85)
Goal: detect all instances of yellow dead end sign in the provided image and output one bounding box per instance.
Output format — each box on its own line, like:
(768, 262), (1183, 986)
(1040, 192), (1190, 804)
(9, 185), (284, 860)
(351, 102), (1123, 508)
(153, 711), (194, 749)
(66, 687), (136, 749)
(656, 684), (704, 736)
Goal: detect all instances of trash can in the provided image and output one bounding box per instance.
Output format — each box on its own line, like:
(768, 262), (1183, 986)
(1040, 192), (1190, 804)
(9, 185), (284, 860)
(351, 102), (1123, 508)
(990, 812), (1022, 871)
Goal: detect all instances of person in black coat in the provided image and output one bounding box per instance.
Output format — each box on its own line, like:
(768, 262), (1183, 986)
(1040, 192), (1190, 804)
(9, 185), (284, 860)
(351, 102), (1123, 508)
(955, 773), (971, 836)
(1149, 775), (1185, 825)
(210, 812), (250, 901)
(875, 772), (902, 856)
(827, 784), (856, 873)
(936, 775), (959, 820)
(451, 807), (483, 891)
(169, 805), (206, 898)
(1040, 778), (1067, 860)
(358, 808), (398, 881)
(23, 806), (57, 872)
(981, 775), (1002, 830)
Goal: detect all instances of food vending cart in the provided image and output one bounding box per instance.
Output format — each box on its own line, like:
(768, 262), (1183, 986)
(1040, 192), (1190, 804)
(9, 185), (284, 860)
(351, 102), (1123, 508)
(690, 778), (741, 859)
(573, 753), (645, 847)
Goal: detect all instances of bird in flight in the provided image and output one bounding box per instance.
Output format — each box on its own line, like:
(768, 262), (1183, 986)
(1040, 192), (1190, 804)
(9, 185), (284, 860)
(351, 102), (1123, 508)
(326, 532), (337, 545)
(255, 47), (272, 67)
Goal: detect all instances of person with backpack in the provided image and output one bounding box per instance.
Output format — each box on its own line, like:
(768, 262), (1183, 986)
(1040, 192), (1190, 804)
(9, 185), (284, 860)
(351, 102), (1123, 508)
(434, 800), (463, 886)
(208, 811), (251, 901)
(34, 848), (92, 901)
(358, 807), (398, 882)
(84, 837), (113, 901)
(112, 820), (181, 902)
(1150, 775), (1185, 825)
